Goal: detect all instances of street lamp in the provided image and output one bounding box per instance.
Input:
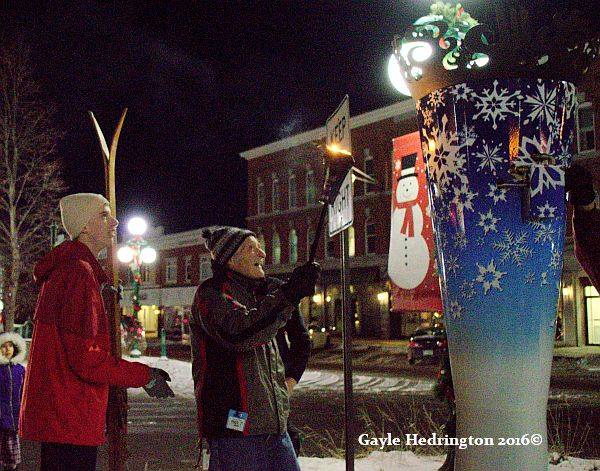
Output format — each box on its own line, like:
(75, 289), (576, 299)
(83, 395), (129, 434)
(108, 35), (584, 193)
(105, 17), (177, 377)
(117, 217), (157, 358)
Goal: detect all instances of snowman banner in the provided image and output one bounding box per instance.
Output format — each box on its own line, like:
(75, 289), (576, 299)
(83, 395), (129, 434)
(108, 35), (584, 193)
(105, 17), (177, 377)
(388, 132), (442, 312)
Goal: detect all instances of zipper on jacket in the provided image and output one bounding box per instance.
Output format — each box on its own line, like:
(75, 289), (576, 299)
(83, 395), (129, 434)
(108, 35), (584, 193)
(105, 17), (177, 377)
(8, 363), (15, 430)
(266, 340), (281, 435)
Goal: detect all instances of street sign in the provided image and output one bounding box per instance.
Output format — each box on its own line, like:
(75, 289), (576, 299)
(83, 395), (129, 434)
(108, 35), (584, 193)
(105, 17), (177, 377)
(328, 169), (353, 237)
(326, 95), (351, 155)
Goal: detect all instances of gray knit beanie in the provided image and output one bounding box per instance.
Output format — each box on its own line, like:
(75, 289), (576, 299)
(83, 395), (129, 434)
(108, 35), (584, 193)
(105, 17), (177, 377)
(202, 226), (256, 266)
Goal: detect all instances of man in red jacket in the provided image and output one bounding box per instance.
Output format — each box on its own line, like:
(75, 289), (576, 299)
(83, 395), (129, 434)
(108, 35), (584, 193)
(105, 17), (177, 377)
(20, 193), (173, 471)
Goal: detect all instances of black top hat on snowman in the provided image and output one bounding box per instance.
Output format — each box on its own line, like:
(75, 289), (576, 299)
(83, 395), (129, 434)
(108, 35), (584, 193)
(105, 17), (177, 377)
(398, 153), (417, 181)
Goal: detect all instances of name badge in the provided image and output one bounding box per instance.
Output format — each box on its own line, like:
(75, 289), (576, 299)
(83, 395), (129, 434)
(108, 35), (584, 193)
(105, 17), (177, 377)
(226, 409), (248, 432)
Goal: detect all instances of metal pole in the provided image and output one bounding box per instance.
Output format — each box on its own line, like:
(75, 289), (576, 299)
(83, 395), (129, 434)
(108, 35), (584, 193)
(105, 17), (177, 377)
(340, 228), (354, 471)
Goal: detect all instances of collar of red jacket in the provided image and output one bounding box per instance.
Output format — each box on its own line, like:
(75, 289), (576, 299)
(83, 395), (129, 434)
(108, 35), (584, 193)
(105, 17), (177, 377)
(33, 240), (108, 286)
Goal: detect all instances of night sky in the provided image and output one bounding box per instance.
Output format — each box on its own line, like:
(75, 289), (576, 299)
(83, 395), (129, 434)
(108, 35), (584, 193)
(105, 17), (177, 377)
(1, 0), (596, 236)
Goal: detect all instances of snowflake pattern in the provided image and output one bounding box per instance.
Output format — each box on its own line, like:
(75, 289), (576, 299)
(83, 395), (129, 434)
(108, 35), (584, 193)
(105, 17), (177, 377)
(453, 231), (468, 249)
(493, 230), (533, 267)
(525, 272), (535, 284)
(475, 259), (507, 294)
(486, 183), (507, 205)
(478, 209), (500, 234)
(523, 81), (557, 125)
(416, 79), (575, 328)
(447, 299), (464, 319)
(460, 280), (476, 299)
(452, 184), (478, 212)
(445, 254), (460, 277)
(457, 124), (478, 144)
(517, 135), (565, 196)
(475, 141), (503, 173)
(549, 248), (561, 270)
(472, 80), (523, 130)
(449, 83), (473, 101)
(428, 89), (445, 109)
(537, 203), (557, 219)
(422, 114), (473, 190)
(422, 107), (434, 127)
(532, 222), (556, 244)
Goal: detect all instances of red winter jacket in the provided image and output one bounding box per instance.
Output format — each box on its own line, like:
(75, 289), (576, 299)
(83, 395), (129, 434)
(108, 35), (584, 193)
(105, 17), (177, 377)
(19, 240), (151, 446)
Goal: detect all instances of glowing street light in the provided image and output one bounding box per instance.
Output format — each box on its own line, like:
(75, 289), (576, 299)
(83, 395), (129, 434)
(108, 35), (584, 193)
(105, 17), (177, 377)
(119, 217), (156, 358)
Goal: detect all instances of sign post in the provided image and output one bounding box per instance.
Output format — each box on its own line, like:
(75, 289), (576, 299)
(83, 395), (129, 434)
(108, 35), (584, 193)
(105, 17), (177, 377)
(325, 95), (355, 471)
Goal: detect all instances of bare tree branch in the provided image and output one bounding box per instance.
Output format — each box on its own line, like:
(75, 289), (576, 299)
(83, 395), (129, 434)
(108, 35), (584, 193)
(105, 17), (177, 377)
(0, 40), (66, 330)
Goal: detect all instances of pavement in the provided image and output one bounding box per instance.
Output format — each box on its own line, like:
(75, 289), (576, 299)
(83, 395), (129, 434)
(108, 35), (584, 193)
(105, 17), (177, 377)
(147, 337), (600, 392)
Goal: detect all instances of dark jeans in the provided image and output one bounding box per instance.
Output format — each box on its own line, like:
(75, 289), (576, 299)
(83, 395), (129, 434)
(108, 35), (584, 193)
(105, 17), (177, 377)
(40, 442), (97, 471)
(208, 432), (300, 471)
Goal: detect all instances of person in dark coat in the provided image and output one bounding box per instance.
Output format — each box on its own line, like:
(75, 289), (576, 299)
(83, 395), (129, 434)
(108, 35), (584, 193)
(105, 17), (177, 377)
(0, 332), (26, 471)
(566, 163), (599, 290)
(190, 226), (320, 471)
(275, 304), (311, 456)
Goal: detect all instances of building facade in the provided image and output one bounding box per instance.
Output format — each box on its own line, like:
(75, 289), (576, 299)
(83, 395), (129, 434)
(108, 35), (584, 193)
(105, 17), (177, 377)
(119, 228), (211, 338)
(241, 95), (600, 345)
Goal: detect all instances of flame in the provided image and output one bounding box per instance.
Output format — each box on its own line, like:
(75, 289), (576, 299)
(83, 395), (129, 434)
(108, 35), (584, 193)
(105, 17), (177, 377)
(326, 144), (352, 156)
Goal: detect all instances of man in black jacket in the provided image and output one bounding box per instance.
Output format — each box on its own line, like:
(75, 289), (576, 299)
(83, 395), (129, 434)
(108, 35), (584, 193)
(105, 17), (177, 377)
(191, 226), (320, 471)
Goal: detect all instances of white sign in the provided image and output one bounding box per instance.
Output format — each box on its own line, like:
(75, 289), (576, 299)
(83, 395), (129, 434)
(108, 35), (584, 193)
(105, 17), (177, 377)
(328, 169), (353, 237)
(326, 95), (351, 155)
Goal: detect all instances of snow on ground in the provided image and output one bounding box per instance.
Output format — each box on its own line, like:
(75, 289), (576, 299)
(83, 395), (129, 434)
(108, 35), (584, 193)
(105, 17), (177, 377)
(297, 452), (600, 470)
(126, 355), (194, 399)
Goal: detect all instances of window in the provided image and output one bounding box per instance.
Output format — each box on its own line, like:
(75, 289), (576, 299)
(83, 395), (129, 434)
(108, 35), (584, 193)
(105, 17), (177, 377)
(364, 148), (374, 193)
(289, 229), (298, 264)
(165, 257), (177, 284)
(365, 217), (377, 254)
(584, 284), (600, 345)
(199, 256), (212, 282)
(577, 103), (596, 153)
(184, 255), (192, 283)
(272, 175), (280, 212)
(288, 173), (297, 209)
(257, 178), (265, 214)
(306, 169), (316, 205)
(272, 232), (281, 265)
(348, 226), (355, 257)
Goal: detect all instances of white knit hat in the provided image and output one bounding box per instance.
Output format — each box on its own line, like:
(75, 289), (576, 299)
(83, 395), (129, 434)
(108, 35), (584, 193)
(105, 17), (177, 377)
(59, 193), (110, 240)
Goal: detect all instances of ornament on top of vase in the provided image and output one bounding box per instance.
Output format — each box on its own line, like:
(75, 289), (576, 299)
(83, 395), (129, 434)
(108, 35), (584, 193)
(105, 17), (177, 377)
(391, 2), (599, 471)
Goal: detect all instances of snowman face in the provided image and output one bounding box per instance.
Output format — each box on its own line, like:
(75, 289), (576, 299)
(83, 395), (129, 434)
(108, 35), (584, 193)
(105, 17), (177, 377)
(396, 175), (419, 203)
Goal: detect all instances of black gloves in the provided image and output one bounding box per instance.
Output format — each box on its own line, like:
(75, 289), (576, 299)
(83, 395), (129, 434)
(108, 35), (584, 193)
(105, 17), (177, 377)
(281, 262), (321, 305)
(143, 368), (175, 398)
(565, 163), (596, 207)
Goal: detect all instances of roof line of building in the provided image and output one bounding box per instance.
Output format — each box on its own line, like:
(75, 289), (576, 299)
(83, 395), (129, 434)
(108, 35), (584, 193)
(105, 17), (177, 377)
(240, 99), (416, 160)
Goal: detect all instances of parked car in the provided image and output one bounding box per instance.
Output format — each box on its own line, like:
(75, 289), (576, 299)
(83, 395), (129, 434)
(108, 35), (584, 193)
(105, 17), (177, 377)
(308, 323), (330, 350)
(407, 326), (447, 365)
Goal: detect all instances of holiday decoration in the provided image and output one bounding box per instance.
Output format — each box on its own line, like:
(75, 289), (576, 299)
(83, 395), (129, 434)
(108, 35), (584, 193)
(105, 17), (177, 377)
(392, 2), (598, 470)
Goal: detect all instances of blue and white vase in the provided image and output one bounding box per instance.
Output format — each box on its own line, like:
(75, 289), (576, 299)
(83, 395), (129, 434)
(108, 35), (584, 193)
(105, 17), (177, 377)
(417, 78), (576, 470)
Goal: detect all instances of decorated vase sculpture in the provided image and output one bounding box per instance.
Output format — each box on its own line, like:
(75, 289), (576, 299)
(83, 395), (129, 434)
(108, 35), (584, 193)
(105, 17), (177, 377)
(392, 2), (599, 470)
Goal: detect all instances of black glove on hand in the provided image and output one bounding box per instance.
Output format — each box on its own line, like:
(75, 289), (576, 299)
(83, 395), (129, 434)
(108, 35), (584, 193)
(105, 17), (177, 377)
(143, 368), (175, 398)
(565, 163), (596, 207)
(281, 262), (321, 305)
